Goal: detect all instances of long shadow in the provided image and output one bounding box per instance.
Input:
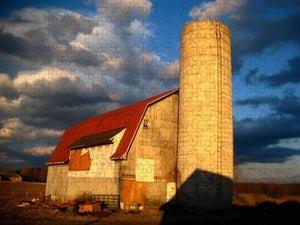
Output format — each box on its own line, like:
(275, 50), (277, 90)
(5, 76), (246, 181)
(160, 201), (300, 225)
(161, 169), (233, 212)
(159, 169), (300, 225)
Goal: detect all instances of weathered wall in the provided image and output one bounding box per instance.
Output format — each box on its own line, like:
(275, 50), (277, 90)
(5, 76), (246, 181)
(46, 130), (125, 200)
(121, 92), (178, 205)
(46, 164), (69, 200)
(177, 20), (233, 210)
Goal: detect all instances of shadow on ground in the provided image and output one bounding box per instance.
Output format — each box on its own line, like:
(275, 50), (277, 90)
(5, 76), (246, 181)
(160, 201), (300, 225)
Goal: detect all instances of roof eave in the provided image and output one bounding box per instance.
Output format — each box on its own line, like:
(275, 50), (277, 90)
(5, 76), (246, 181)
(45, 161), (67, 165)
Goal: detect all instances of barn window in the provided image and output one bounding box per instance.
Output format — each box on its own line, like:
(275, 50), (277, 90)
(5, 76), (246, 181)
(143, 119), (149, 128)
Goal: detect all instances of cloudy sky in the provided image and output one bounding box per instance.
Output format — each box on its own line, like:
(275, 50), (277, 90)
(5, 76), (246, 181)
(0, 0), (299, 183)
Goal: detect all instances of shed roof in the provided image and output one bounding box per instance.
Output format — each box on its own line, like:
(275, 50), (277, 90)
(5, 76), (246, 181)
(68, 127), (125, 150)
(46, 88), (178, 164)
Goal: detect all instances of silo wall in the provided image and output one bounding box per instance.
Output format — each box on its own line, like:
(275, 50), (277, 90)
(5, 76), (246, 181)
(177, 20), (233, 210)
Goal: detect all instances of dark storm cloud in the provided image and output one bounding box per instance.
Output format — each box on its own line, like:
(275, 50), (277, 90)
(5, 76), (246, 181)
(0, 74), (18, 99)
(226, 1), (300, 74)
(235, 146), (300, 164)
(245, 67), (259, 85)
(234, 115), (300, 164)
(234, 93), (300, 163)
(259, 55), (300, 87)
(0, 8), (100, 68)
(0, 29), (107, 67)
(4, 8), (98, 44)
(18, 100), (119, 130)
(236, 94), (300, 118)
(234, 107), (300, 163)
(234, 116), (300, 148)
(0, 142), (53, 169)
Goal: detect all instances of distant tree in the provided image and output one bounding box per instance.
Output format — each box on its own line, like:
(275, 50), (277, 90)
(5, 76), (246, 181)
(0, 167), (15, 180)
(19, 167), (32, 181)
(19, 167), (47, 182)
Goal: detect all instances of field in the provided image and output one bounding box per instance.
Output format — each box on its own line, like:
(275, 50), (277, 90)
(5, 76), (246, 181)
(0, 181), (299, 225)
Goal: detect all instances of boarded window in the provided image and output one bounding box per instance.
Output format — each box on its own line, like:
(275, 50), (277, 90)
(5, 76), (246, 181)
(136, 158), (154, 182)
(69, 149), (91, 171)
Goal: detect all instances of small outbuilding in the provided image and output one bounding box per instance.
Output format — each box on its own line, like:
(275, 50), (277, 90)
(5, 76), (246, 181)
(10, 174), (22, 182)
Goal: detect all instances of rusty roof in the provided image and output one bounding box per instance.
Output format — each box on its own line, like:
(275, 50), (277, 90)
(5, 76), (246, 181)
(68, 127), (125, 150)
(46, 88), (179, 164)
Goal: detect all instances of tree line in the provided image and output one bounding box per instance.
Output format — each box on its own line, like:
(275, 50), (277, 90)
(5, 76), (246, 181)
(0, 167), (47, 182)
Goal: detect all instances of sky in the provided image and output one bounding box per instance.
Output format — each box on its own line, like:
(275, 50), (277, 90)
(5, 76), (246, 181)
(0, 0), (299, 183)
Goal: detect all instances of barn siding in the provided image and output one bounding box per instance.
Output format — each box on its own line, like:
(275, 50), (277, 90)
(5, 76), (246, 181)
(121, 92), (178, 205)
(46, 164), (69, 200)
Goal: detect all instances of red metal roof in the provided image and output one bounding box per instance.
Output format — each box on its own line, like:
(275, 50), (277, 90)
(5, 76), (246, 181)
(46, 89), (179, 164)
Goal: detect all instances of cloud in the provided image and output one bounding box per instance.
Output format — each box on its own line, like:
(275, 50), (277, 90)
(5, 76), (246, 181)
(13, 67), (112, 106)
(0, 118), (63, 142)
(236, 94), (300, 118)
(189, 0), (247, 20)
(129, 19), (151, 38)
(1, 8), (98, 43)
(23, 146), (55, 156)
(234, 93), (300, 164)
(188, 1), (300, 75)
(97, 0), (152, 26)
(0, 8), (99, 67)
(259, 55), (300, 87)
(234, 113), (300, 164)
(0, 73), (18, 99)
(245, 68), (259, 85)
(158, 60), (180, 79)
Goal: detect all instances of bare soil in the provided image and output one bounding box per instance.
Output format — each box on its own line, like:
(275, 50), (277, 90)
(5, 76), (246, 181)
(0, 182), (299, 225)
(0, 181), (46, 193)
(0, 195), (299, 225)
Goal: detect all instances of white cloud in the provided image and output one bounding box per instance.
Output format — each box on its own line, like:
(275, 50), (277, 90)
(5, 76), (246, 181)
(129, 19), (151, 38)
(159, 60), (180, 79)
(139, 51), (154, 66)
(69, 41), (90, 51)
(97, 0), (152, 21)
(189, 0), (247, 20)
(268, 138), (300, 150)
(13, 68), (78, 89)
(23, 146), (55, 156)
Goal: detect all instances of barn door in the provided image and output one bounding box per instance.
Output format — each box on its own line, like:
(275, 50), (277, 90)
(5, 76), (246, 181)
(122, 180), (147, 206)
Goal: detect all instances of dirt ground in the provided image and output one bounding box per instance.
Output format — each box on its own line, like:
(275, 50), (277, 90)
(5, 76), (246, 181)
(0, 181), (46, 193)
(0, 194), (299, 225)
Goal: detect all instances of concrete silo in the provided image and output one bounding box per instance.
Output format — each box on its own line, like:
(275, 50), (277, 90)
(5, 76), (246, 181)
(177, 20), (233, 210)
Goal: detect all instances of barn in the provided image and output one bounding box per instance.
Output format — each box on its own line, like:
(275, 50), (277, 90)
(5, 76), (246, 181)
(46, 20), (234, 211)
(46, 89), (179, 206)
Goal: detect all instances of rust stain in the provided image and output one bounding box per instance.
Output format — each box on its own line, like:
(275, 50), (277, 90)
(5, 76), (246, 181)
(164, 168), (177, 182)
(122, 180), (146, 206)
(122, 173), (135, 179)
(69, 149), (91, 171)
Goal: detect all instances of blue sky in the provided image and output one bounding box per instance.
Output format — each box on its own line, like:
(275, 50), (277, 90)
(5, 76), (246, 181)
(0, 0), (299, 183)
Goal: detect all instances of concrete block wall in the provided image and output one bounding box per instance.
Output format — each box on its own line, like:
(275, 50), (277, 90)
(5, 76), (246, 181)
(46, 159), (121, 200)
(46, 164), (69, 200)
(121, 93), (178, 205)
